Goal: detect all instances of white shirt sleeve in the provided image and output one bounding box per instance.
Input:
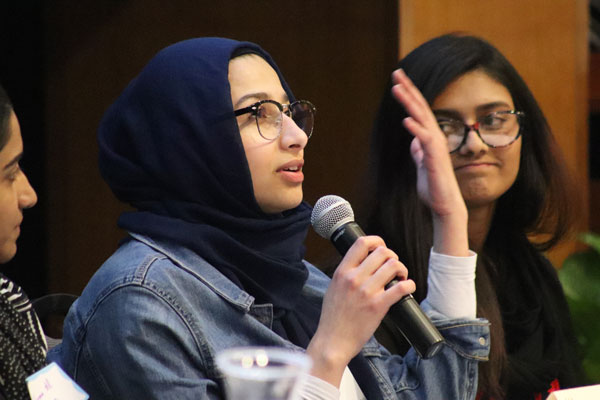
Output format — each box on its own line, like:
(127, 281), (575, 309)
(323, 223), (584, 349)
(299, 373), (340, 400)
(421, 248), (477, 319)
(299, 367), (366, 400)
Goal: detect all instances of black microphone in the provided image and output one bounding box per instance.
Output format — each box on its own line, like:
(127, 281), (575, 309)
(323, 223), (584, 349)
(311, 195), (445, 359)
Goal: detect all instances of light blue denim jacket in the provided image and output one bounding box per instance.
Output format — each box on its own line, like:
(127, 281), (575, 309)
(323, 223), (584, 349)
(48, 233), (489, 400)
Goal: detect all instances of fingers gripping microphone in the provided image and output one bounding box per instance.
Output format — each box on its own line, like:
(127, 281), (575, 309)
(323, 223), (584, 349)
(311, 195), (445, 359)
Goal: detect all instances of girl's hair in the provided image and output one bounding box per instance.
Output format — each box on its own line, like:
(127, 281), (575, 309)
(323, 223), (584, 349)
(363, 33), (578, 398)
(0, 84), (13, 151)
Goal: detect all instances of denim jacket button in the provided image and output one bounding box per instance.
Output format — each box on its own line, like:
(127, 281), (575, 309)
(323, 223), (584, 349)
(478, 337), (486, 345)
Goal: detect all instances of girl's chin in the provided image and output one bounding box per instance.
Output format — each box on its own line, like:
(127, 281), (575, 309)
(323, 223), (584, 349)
(258, 194), (304, 214)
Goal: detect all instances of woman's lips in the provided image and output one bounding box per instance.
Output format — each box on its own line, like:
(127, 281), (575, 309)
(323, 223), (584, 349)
(454, 162), (496, 171)
(278, 160), (304, 183)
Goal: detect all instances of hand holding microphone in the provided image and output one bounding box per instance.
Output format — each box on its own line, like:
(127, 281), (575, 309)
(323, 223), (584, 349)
(305, 216), (418, 385)
(311, 195), (445, 359)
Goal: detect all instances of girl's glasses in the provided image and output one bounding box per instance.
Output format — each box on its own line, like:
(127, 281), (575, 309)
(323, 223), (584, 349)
(234, 99), (316, 140)
(436, 110), (525, 153)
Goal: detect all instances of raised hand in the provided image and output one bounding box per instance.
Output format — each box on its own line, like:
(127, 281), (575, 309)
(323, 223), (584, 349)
(391, 69), (469, 256)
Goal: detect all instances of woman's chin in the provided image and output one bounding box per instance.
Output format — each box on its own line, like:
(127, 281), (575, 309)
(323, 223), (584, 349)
(257, 191), (304, 214)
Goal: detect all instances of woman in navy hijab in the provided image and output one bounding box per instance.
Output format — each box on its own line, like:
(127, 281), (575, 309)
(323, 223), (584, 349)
(49, 38), (489, 399)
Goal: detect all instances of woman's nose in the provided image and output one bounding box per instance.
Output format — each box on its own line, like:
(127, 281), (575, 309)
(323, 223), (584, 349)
(279, 115), (308, 150)
(458, 128), (488, 156)
(18, 173), (37, 209)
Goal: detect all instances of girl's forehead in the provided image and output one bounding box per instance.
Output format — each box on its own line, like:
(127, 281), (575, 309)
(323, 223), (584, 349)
(432, 70), (513, 112)
(228, 55), (287, 107)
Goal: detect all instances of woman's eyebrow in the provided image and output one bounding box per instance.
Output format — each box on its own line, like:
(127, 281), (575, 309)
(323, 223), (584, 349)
(3, 153), (22, 171)
(432, 109), (462, 119)
(233, 92), (290, 109)
(233, 92), (269, 109)
(475, 101), (513, 112)
(433, 101), (514, 119)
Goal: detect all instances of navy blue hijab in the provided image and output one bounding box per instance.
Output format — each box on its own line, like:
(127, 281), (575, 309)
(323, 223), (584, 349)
(98, 38), (316, 346)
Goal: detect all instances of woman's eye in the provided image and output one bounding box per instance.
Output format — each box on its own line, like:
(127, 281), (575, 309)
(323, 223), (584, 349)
(437, 120), (458, 135)
(481, 114), (507, 129)
(256, 106), (269, 120)
(6, 165), (21, 182)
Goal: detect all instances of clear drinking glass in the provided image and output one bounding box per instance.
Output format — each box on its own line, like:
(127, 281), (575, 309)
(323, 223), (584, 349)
(216, 347), (312, 400)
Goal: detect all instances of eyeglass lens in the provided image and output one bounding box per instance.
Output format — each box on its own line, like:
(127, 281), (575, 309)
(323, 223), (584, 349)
(289, 102), (314, 137)
(255, 102), (282, 140)
(256, 101), (314, 140)
(441, 112), (521, 152)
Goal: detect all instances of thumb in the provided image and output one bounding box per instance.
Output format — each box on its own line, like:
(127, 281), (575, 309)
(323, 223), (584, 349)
(410, 137), (424, 167)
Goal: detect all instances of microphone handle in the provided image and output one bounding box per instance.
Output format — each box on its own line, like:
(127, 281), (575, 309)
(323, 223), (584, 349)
(330, 222), (445, 359)
(330, 221), (365, 255)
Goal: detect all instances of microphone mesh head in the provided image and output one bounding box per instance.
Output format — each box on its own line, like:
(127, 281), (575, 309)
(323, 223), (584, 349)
(311, 195), (354, 239)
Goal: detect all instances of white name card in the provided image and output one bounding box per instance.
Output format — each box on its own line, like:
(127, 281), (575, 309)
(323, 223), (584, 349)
(547, 384), (600, 400)
(26, 362), (89, 400)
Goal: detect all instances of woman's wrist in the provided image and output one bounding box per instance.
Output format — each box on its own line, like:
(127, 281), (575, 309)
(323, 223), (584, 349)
(306, 335), (346, 388)
(431, 207), (469, 257)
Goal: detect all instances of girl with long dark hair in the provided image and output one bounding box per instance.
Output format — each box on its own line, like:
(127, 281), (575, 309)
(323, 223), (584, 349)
(364, 34), (583, 399)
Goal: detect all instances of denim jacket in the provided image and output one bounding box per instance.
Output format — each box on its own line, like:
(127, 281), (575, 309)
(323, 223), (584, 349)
(48, 234), (489, 400)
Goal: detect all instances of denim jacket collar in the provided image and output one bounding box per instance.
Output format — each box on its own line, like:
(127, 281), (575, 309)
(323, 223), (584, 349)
(130, 232), (255, 312)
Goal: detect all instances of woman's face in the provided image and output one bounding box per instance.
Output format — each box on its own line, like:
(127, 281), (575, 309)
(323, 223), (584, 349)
(431, 69), (522, 209)
(0, 111), (37, 263)
(229, 54), (308, 214)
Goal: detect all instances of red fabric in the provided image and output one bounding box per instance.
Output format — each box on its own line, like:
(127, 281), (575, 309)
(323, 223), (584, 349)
(548, 378), (561, 393)
(476, 378), (560, 400)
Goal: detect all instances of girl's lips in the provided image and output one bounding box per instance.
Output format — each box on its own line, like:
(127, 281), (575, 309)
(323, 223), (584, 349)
(277, 160), (304, 183)
(279, 169), (304, 183)
(278, 159), (304, 171)
(455, 162), (496, 171)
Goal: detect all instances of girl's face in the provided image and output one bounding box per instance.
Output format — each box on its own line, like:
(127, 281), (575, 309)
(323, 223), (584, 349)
(229, 55), (308, 214)
(0, 111), (37, 263)
(431, 69), (522, 210)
